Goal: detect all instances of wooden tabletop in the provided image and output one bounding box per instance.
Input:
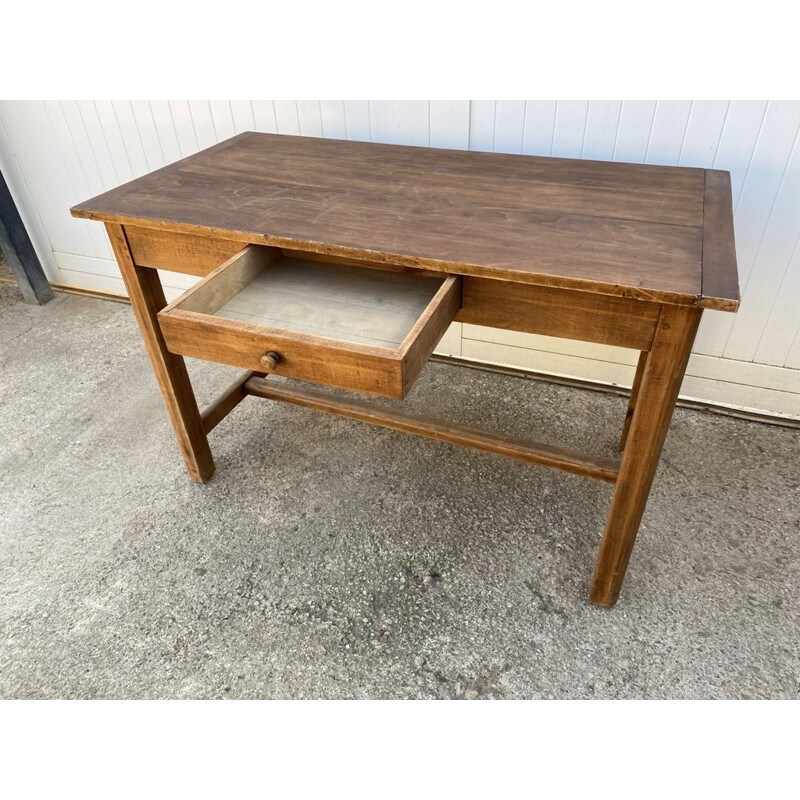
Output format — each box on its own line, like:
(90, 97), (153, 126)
(71, 132), (739, 311)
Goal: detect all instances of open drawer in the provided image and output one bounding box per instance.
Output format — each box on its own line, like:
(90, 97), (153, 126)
(158, 245), (461, 399)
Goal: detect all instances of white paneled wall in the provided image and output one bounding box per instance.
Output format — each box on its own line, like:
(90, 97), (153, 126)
(1, 100), (798, 418)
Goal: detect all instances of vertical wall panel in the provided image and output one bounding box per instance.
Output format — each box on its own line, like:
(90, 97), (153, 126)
(41, 100), (102, 259)
(430, 101), (470, 149)
(679, 101), (729, 167)
(343, 101), (370, 141)
(129, 101), (166, 171)
(552, 101), (589, 158)
(208, 101), (237, 140)
(3, 103), (85, 258)
(469, 100), (496, 152)
(188, 101), (218, 150)
(645, 100), (692, 165)
(699, 102), (800, 358)
(755, 241), (800, 366)
(229, 101), (255, 134)
(111, 101), (151, 177)
(76, 101), (125, 187)
(0, 109), (64, 283)
(786, 327), (800, 371)
(369, 101), (429, 146)
(296, 101), (323, 137)
(728, 103), (800, 285)
(712, 101), (768, 203)
(60, 100), (109, 197)
(521, 101), (556, 156)
(94, 101), (136, 184)
(148, 101), (182, 164)
(693, 101), (769, 357)
(0, 102), (65, 281)
(319, 101), (347, 139)
(273, 101), (301, 135)
(724, 132), (800, 361)
(582, 101), (622, 162)
(429, 101), (470, 149)
(169, 100), (200, 158)
(366, 101), (394, 143)
(613, 101), (656, 162)
(251, 101), (278, 134)
(493, 101), (526, 154)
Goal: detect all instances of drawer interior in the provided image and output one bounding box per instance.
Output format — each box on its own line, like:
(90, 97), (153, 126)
(159, 245), (461, 399)
(214, 256), (445, 348)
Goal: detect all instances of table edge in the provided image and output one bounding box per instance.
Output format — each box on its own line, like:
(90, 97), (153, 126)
(702, 169), (741, 311)
(70, 210), (739, 312)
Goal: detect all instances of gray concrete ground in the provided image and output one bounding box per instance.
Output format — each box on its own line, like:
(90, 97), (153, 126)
(1, 281), (798, 699)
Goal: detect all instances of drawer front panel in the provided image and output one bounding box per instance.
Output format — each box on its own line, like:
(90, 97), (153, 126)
(160, 310), (406, 399)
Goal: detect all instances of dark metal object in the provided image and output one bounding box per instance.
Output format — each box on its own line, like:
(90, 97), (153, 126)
(0, 170), (53, 304)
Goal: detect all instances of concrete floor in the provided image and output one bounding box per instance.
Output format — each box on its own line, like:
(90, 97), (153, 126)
(1, 281), (798, 699)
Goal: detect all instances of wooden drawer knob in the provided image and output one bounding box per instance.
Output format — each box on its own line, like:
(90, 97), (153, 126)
(260, 351), (281, 372)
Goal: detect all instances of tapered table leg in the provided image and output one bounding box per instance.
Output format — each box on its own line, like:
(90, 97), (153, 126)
(590, 304), (701, 606)
(106, 223), (215, 483)
(619, 350), (649, 452)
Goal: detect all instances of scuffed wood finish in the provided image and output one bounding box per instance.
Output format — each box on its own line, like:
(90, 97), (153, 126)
(71, 133), (740, 311)
(702, 170), (740, 311)
(458, 277), (659, 350)
(105, 223), (214, 483)
(125, 225), (245, 275)
(244, 377), (620, 483)
(590, 304), (702, 606)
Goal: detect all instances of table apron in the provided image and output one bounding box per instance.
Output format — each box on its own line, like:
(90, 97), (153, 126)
(456, 277), (660, 351)
(125, 224), (662, 354)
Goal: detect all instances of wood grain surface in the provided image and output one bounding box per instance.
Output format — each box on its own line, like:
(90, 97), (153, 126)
(125, 225), (243, 275)
(244, 376), (620, 483)
(458, 277), (660, 350)
(72, 133), (740, 311)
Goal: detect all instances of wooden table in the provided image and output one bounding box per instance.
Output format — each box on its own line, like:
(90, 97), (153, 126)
(71, 132), (739, 606)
